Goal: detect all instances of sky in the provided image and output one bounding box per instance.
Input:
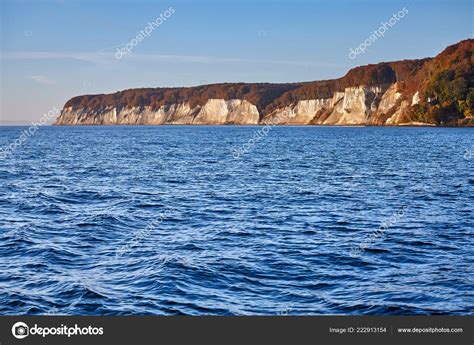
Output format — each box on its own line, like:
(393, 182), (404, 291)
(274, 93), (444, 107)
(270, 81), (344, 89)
(0, 0), (472, 124)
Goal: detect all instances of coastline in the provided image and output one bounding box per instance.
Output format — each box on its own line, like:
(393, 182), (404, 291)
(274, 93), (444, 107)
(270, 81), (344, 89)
(49, 122), (470, 127)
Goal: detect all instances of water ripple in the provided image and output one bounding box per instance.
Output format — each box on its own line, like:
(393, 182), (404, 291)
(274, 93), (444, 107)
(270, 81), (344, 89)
(0, 126), (472, 315)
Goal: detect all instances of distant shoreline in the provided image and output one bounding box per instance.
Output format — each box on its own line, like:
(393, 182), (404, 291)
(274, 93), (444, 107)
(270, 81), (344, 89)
(3, 123), (472, 128)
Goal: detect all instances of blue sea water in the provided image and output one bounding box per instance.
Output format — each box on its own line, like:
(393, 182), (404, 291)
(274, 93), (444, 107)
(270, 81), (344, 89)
(0, 125), (472, 315)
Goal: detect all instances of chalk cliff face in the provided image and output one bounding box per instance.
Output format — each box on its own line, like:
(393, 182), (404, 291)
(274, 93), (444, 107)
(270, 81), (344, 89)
(57, 83), (407, 125)
(58, 99), (260, 125)
(264, 84), (402, 125)
(55, 39), (473, 126)
(193, 99), (259, 124)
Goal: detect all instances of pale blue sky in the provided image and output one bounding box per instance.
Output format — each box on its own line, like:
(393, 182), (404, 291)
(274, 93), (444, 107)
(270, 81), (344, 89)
(0, 0), (472, 123)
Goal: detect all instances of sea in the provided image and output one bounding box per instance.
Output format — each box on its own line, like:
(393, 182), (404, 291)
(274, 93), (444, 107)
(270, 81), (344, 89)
(0, 125), (472, 315)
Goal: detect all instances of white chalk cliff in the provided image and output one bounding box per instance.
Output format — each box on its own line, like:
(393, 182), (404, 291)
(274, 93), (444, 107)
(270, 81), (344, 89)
(57, 99), (261, 125)
(56, 83), (412, 125)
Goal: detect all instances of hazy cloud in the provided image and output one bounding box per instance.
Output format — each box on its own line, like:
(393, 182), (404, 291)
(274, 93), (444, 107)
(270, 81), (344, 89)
(29, 75), (56, 85)
(3, 51), (339, 67)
